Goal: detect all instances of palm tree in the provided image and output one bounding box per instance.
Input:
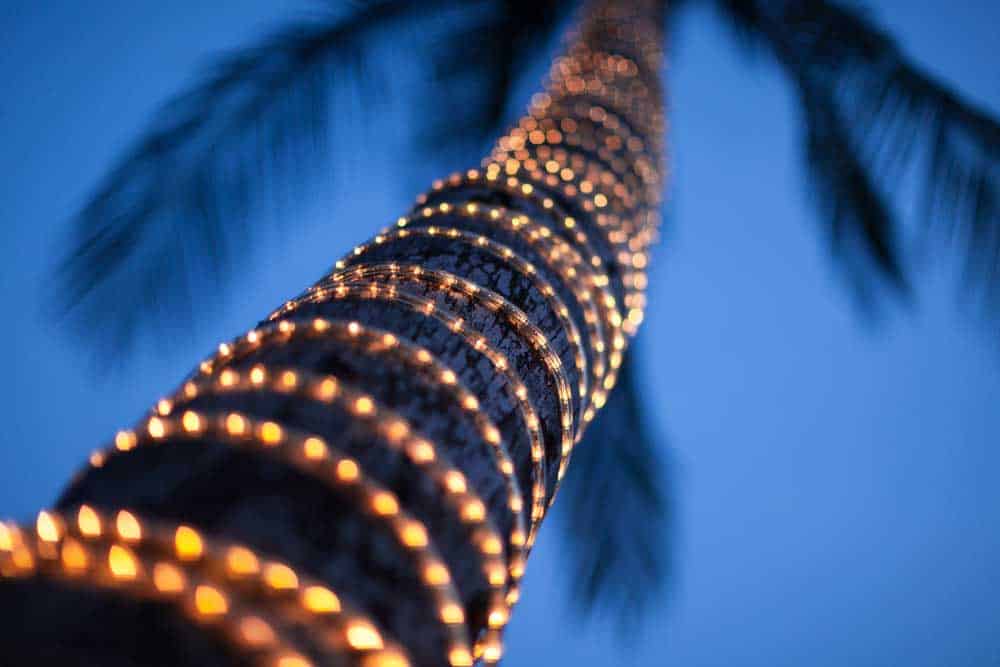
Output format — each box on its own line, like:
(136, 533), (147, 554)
(2, 0), (998, 664)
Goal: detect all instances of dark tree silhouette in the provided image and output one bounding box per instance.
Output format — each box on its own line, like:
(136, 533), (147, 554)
(2, 0), (998, 664)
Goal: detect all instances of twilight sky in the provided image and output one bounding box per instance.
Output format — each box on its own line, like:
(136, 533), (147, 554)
(1, 1), (998, 665)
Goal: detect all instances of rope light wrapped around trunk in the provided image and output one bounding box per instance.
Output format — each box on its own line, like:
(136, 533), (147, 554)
(0, 1), (665, 664)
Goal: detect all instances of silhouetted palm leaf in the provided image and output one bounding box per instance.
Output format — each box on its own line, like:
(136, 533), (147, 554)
(53, 0), (457, 359)
(710, 0), (1000, 311)
(556, 348), (672, 629)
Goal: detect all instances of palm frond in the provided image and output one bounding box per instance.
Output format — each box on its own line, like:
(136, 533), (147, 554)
(711, 0), (1000, 313)
(555, 346), (673, 629)
(52, 1), (449, 359)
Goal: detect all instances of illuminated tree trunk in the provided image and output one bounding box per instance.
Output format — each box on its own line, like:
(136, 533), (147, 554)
(0, 1), (665, 664)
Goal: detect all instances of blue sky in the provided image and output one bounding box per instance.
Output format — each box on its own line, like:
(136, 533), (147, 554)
(1, 1), (998, 665)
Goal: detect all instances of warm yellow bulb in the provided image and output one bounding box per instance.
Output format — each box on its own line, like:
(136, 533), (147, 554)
(36, 511), (60, 543)
(399, 522), (427, 548)
(461, 501), (486, 522)
(361, 651), (409, 667)
(195, 585), (228, 616)
(487, 608), (509, 628)
(181, 411), (202, 433)
(259, 421), (283, 445)
(60, 538), (88, 572)
(482, 642), (503, 662)
(371, 492), (398, 516)
(409, 440), (435, 463)
(354, 396), (375, 416)
(115, 511), (141, 542)
(174, 526), (203, 560)
(303, 437), (327, 460)
(424, 562), (450, 585)
(147, 417), (166, 439)
(317, 378), (338, 400)
(481, 536), (502, 555)
(226, 546), (259, 576)
(239, 616), (275, 646)
(226, 413), (247, 436)
(487, 564), (506, 586)
(153, 561), (186, 593)
(440, 603), (464, 624)
(115, 430), (137, 451)
(77, 505), (101, 537)
(448, 648), (473, 666)
(277, 655), (312, 667)
(345, 622), (383, 650)
(336, 459), (360, 483)
(108, 545), (138, 579)
(443, 472), (467, 494)
(264, 563), (298, 590)
(385, 420), (409, 443)
(301, 585), (340, 614)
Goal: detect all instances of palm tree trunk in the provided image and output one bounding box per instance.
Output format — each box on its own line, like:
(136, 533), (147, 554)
(0, 1), (665, 664)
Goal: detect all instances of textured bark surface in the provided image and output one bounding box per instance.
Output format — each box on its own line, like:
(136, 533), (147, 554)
(0, 1), (664, 665)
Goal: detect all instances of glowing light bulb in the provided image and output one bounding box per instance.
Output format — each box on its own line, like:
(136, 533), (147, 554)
(443, 472), (467, 494)
(264, 563), (298, 590)
(195, 585), (228, 616)
(76, 505), (101, 537)
(400, 522), (428, 548)
(153, 562), (186, 593)
(440, 603), (464, 624)
(259, 421), (283, 445)
(226, 547), (259, 576)
(354, 396), (375, 415)
(36, 511), (59, 543)
(303, 437), (327, 460)
(108, 545), (138, 579)
(239, 616), (275, 646)
(60, 538), (88, 572)
(174, 526), (203, 560)
(449, 648), (473, 666)
(424, 562), (450, 585)
(346, 622), (383, 650)
(115, 430), (137, 451)
(301, 586), (340, 614)
(336, 459), (360, 483)
(115, 511), (141, 542)
(371, 492), (398, 516)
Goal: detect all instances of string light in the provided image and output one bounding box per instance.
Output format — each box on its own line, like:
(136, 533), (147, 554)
(0, 509), (411, 665)
(163, 326), (517, 595)
(85, 411), (477, 664)
(263, 297), (544, 545)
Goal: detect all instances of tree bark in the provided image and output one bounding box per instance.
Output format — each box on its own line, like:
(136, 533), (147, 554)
(0, 1), (665, 664)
